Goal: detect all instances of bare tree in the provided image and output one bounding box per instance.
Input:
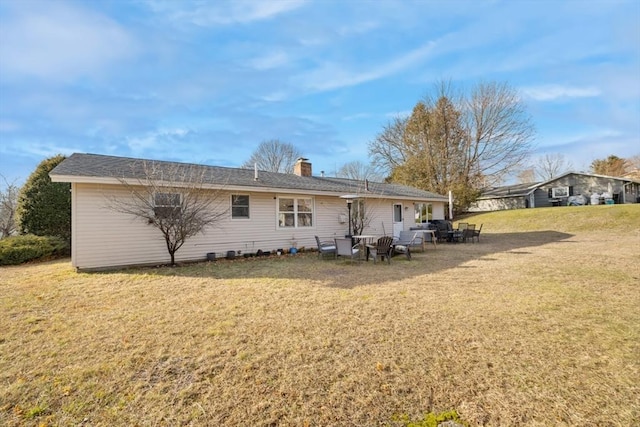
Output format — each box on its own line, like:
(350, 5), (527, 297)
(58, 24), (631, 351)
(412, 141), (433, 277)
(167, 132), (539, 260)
(242, 139), (302, 173)
(623, 154), (640, 180)
(369, 116), (410, 172)
(106, 161), (228, 265)
(463, 81), (535, 185)
(0, 175), (20, 239)
(535, 153), (573, 181)
(516, 168), (537, 184)
(625, 154), (640, 170)
(369, 80), (535, 212)
(336, 161), (384, 181)
(348, 199), (373, 237)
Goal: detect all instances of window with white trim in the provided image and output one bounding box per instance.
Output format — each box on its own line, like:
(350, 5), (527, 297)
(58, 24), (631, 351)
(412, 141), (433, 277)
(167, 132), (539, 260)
(231, 195), (250, 219)
(278, 197), (313, 228)
(153, 192), (181, 219)
(414, 203), (432, 223)
(551, 186), (569, 198)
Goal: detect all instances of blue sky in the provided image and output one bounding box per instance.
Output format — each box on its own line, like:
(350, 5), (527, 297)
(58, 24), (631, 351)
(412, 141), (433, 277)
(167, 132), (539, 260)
(1, 0), (639, 187)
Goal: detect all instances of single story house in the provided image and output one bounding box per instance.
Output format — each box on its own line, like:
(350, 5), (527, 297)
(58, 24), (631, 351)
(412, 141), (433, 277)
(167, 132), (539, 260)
(50, 153), (448, 270)
(468, 172), (640, 212)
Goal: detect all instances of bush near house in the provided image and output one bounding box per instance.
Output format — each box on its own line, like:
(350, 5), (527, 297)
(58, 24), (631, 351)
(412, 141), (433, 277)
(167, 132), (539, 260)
(0, 235), (68, 266)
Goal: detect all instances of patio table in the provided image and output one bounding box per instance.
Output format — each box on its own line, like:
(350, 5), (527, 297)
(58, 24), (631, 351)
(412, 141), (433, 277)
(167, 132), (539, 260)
(410, 229), (437, 249)
(447, 230), (463, 243)
(353, 235), (377, 260)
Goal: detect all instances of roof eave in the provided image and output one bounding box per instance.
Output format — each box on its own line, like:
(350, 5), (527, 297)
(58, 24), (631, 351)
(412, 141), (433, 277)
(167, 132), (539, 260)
(50, 173), (446, 201)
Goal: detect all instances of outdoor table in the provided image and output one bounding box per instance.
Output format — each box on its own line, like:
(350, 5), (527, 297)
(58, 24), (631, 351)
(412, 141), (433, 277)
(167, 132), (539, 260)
(447, 230), (462, 243)
(352, 235), (377, 260)
(411, 229), (437, 249)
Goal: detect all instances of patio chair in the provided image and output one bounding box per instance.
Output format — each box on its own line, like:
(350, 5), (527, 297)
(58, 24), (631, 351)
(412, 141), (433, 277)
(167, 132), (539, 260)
(392, 233), (416, 260)
(315, 235), (336, 259)
(366, 236), (394, 264)
(470, 223), (483, 243)
(334, 237), (360, 263)
(462, 223), (475, 243)
(397, 230), (423, 252)
(434, 221), (453, 243)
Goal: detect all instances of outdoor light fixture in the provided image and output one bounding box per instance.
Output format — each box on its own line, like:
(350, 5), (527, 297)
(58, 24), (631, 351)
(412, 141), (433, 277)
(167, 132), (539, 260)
(340, 195), (358, 238)
(346, 198), (353, 237)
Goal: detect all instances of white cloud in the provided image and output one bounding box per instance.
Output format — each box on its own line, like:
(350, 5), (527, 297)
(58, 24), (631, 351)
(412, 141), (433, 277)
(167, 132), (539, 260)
(522, 85), (602, 101)
(385, 110), (412, 119)
(0, 2), (136, 81)
(126, 128), (193, 155)
(259, 92), (289, 102)
(342, 113), (372, 121)
(299, 41), (436, 92)
(15, 141), (83, 159)
(0, 120), (20, 132)
(248, 51), (289, 70)
(145, 0), (307, 26)
(336, 20), (379, 37)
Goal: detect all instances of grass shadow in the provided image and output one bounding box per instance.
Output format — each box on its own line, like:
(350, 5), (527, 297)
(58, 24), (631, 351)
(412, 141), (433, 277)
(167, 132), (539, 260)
(96, 230), (574, 289)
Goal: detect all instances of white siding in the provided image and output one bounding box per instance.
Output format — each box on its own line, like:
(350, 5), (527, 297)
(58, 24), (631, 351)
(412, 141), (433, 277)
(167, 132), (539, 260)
(73, 184), (170, 269)
(467, 197), (527, 212)
(71, 183), (447, 269)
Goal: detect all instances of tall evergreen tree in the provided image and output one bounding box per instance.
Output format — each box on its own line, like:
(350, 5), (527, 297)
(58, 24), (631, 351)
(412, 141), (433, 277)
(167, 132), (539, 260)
(590, 155), (627, 177)
(17, 155), (71, 243)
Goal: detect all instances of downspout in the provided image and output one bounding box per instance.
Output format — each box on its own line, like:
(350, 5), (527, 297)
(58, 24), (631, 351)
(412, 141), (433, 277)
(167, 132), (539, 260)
(71, 183), (78, 269)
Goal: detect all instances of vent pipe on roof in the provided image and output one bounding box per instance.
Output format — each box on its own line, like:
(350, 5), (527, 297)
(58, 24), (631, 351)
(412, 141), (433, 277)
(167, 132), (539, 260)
(254, 163), (258, 181)
(365, 179), (369, 191)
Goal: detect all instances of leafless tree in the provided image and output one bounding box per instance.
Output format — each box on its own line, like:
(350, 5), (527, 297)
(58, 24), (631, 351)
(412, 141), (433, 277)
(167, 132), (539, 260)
(625, 154), (640, 170)
(106, 161), (228, 265)
(336, 161), (384, 182)
(369, 116), (410, 172)
(463, 81), (535, 185)
(242, 139), (303, 173)
(0, 175), (20, 239)
(369, 80), (534, 212)
(623, 154), (640, 180)
(516, 168), (537, 184)
(535, 153), (573, 181)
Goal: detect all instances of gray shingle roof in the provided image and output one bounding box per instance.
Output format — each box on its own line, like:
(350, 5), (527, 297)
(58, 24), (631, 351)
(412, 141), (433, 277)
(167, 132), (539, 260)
(51, 153), (448, 200)
(478, 182), (539, 199)
(478, 171), (640, 199)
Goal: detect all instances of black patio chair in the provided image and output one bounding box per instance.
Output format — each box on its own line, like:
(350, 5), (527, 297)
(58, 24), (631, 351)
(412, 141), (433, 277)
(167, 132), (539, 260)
(366, 236), (394, 264)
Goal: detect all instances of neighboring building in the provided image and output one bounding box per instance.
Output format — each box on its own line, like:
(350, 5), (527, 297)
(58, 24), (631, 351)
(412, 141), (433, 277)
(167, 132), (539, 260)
(468, 172), (640, 212)
(50, 153), (448, 270)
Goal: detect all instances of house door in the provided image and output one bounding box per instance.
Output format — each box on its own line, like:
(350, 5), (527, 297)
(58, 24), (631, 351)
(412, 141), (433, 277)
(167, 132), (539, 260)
(392, 203), (403, 238)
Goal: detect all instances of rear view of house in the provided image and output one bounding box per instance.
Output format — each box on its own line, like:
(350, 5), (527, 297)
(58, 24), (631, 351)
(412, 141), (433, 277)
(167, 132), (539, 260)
(50, 153), (448, 270)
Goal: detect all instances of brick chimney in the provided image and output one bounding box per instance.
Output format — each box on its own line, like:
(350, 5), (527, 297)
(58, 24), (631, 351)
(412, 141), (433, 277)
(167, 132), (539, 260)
(294, 158), (312, 177)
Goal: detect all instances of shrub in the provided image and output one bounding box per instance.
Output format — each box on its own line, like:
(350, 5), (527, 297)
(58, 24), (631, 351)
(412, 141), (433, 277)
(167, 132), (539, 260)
(0, 234), (68, 265)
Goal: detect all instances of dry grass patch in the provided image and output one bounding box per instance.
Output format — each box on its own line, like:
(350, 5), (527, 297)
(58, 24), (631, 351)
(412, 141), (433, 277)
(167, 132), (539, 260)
(1, 206), (639, 426)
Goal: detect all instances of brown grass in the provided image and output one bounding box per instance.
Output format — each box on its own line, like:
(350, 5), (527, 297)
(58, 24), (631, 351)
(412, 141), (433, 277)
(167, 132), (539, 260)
(1, 205), (639, 426)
